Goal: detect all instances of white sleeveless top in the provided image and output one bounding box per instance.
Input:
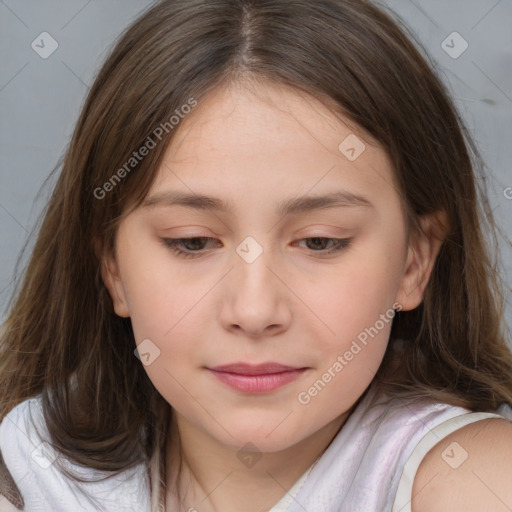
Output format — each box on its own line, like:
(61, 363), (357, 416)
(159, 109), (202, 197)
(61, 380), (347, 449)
(1, 386), (511, 512)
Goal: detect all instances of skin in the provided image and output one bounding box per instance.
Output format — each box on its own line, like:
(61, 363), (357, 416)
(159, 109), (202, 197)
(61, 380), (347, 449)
(412, 418), (512, 512)
(101, 79), (446, 512)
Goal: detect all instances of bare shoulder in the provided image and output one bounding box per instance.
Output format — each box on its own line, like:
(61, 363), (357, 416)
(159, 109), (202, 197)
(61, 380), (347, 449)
(412, 417), (512, 512)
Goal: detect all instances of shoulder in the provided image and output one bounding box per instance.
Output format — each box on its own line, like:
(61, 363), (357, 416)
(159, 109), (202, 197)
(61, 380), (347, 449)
(0, 396), (151, 511)
(412, 417), (512, 512)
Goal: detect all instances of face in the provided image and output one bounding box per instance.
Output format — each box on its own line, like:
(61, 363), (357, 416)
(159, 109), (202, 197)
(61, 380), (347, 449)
(102, 80), (439, 453)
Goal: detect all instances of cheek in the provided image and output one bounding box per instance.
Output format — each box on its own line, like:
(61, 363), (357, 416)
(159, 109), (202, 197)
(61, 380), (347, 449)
(118, 240), (216, 374)
(313, 246), (403, 344)
(117, 235), (201, 339)
(296, 271), (396, 422)
(301, 232), (404, 394)
(122, 255), (208, 409)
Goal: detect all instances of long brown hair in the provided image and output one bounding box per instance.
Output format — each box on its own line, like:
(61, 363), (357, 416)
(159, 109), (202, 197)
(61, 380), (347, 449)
(1, 0), (511, 505)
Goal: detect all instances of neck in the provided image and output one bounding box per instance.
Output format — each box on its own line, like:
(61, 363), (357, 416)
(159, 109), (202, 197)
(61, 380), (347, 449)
(164, 409), (354, 512)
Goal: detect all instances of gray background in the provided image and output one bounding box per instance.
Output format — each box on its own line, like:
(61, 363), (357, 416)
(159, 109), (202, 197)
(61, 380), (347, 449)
(1, 0), (511, 343)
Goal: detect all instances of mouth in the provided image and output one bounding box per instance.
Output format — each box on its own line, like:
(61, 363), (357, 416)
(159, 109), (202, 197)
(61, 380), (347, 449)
(206, 362), (310, 393)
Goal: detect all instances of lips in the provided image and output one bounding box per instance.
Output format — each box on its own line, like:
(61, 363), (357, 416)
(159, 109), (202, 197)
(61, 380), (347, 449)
(207, 362), (309, 393)
(209, 362), (304, 375)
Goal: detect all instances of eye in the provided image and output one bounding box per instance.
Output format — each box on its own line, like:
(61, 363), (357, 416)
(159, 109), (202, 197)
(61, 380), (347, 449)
(161, 237), (219, 259)
(161, 236), (352, 259)
(294, 237), (352, 255)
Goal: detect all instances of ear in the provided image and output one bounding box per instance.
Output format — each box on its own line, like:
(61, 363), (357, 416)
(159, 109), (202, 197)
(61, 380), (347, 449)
(94, 237), (130, 318)
(395, 211), (449, 312)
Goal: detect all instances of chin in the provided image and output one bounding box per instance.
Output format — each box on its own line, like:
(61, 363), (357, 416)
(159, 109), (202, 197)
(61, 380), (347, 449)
(208, 417), (307, 453)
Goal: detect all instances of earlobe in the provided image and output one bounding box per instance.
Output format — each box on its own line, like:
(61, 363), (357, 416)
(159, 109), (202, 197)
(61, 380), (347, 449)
(395, 211), (449, 312)
(95, 237), (130, 318)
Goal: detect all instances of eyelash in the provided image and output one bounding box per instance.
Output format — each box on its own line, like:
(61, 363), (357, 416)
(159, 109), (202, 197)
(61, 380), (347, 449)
(161, 237), (352, 259)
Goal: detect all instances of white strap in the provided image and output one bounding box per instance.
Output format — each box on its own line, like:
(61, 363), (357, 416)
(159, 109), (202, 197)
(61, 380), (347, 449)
(392, 412), (504, 512)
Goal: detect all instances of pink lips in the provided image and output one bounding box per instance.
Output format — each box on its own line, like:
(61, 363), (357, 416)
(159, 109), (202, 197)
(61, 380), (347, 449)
(207, 363), (308, 393)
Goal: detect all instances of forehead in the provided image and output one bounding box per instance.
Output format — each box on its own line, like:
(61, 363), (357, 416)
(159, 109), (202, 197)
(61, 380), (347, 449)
(146, 80), (400, 215)
(167, 80), (377, 162)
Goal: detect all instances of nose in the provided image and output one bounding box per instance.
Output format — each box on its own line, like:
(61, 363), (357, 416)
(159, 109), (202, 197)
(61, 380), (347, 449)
(218, 240), (293, 339)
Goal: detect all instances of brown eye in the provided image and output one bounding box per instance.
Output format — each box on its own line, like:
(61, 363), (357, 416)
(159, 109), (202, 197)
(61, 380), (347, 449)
(296, 237), (352, 255)
(161, 237), (220, 259)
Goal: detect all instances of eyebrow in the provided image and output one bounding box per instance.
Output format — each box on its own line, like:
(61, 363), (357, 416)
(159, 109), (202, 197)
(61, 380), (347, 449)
(141, 190), (373, 216)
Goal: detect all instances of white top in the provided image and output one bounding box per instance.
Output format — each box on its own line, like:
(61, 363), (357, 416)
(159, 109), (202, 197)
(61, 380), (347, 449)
(1, 386), (511, 512)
